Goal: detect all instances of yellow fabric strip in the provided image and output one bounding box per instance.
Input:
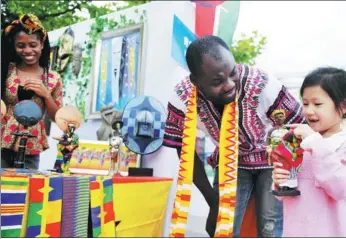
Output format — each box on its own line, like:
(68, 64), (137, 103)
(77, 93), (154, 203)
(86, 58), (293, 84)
(169, 86), (197, 237)
(215, 99), (239, 237)
(169, 87), (239, 238)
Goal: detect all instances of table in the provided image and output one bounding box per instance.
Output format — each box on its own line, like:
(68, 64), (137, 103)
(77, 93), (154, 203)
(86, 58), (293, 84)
(0, 169), (172, 238)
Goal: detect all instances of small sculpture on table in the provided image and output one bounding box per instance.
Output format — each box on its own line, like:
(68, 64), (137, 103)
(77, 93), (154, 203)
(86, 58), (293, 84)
(266, 109), (289, 165)
(271, 131), (304, 196)
(53, 106), (82, 173)
(108, 121), (124, 176)
(97, 103), (123, 141)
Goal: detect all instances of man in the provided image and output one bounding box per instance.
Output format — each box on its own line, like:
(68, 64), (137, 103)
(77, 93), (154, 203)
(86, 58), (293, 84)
(163, 36), (304, 237)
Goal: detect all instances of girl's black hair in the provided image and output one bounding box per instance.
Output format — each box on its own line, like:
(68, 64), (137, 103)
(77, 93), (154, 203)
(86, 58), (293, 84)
(1, 22), (51, 101)
(300, 67), (346, 118)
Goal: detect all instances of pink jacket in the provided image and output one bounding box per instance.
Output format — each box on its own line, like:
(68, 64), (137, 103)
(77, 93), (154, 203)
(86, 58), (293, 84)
(280, 130), (346, 237)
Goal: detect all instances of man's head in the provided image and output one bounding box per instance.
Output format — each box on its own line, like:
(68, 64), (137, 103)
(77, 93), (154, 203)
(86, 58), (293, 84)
(186, 35), (240, 105)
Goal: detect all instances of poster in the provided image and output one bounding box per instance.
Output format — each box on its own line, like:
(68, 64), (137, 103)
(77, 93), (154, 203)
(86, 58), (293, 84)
(68, 140), (141, 176)
(171, 15), (196, 71)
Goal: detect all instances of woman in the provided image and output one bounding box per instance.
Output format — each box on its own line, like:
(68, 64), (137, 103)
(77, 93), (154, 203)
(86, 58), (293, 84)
(1, 14), (63, 169)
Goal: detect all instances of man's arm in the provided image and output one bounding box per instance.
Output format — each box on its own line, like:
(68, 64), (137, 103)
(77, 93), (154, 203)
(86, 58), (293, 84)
(258, 71), (305, 124)
(176, 147), (217, 207)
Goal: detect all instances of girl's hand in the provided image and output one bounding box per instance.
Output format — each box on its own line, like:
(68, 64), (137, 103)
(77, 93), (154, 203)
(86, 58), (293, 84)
(272, 162), (290, 186)
(24, 78), (50, 99)
(285, 124), (315, 139)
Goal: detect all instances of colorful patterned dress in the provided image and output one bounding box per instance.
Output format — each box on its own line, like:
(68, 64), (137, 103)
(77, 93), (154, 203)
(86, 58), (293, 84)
(1, 63), (63, 155)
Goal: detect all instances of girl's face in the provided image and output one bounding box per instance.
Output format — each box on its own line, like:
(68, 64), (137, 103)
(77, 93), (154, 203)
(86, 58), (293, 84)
(14, 31), (43, 67)
(302, 85), (346, 137)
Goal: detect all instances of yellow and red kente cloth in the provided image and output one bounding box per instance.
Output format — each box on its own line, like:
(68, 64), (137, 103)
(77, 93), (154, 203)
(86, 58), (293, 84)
(168, 85), (258, 237)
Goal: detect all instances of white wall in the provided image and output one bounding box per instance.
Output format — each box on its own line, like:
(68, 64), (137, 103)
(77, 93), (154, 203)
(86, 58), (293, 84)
(41, 1), (195, 169)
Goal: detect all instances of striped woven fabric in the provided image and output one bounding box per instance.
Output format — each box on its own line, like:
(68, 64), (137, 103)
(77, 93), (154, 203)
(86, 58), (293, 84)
(169, 86), (197, 237)
(90, 176), (116, 237)
(0, 175), (29, 238)
(169, 88), (240, 237)
(26, 175), (63, 237)
(61, 176), (90, 237)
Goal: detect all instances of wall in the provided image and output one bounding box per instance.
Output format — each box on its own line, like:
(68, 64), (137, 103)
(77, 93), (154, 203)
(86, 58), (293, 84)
(41, 1), (208, 237)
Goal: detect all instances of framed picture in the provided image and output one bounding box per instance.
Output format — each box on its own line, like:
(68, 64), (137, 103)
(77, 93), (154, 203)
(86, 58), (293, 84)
(89, 23), (145, 118)
(68, 139), (141, 176)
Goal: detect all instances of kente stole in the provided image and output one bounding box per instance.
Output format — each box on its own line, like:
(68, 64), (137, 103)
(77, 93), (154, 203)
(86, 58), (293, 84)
(169, 85), (239, 237)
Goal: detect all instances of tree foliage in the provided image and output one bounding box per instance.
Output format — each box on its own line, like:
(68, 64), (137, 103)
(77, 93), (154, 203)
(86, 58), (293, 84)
(1, 0), (150, 31)
(231, 30), (267, 66)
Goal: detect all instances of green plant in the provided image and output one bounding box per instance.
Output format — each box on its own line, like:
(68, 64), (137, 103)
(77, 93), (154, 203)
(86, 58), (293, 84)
(1, 0), (150, 31)
(231, 30), (267, 66)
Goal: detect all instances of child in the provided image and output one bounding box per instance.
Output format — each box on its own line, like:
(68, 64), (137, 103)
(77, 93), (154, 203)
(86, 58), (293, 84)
(272, 67), (346, 237)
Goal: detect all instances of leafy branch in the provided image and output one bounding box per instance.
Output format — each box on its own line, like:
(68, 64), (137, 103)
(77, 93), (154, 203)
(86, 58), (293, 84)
(231, 30), (267, 66)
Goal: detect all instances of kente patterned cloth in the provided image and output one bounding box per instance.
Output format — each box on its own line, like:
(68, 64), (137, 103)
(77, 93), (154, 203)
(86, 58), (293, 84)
(169, 85), (239, 237)
(90, 176), (116, 237)
(61, 176), (90, 237)
(26, 175), (63, 237)
(0, 174), (29, 238)
(163, 64), (305, 170)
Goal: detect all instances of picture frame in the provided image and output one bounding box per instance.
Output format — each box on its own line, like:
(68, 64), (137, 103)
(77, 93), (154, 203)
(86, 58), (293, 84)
(89, 23), (145, 118)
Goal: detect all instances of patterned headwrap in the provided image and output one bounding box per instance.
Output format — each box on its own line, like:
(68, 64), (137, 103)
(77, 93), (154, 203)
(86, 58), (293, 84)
(4, 14), (47, 42)
(271, 108), (286, 120)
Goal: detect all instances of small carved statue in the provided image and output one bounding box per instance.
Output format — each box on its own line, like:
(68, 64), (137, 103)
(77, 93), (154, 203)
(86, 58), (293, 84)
(53, 106), (82, 173)
(266, 109), (289, 165)
(271, 131), (304, 196)
(57, 27), (75, 73)
(97, 103), (123, 141)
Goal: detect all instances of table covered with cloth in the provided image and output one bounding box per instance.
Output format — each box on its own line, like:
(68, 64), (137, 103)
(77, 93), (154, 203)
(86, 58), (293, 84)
(0, 169), (172, 238)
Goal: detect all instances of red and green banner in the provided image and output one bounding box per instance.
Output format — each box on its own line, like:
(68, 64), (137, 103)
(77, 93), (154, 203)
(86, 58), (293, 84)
(193, 1), (240, 46)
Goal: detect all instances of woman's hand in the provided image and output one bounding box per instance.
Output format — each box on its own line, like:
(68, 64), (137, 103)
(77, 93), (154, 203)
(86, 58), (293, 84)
(285, 124), (315, 139)
(24, 78), (50, 99)
(272, 162), (290, 186)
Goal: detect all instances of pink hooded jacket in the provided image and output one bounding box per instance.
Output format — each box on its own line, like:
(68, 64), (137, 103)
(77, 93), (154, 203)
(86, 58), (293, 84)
(280, 130), (346, 237)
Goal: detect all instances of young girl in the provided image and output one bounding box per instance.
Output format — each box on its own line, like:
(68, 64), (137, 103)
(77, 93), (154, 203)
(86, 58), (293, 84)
(1, 14), (63, 169)
(272, 67), (346, 237)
